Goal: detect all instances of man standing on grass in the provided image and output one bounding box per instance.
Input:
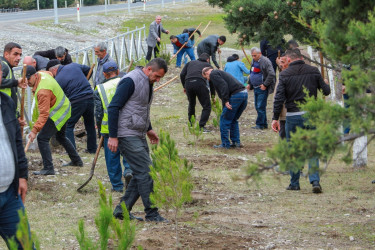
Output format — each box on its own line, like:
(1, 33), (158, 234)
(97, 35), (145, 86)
(247, 47), (275, 130)
(202, 66), (248, 149)
(108, 58), (169, 222)
(272, 49), (330, 193)
(94, 61), (133, 192)
(25, 66), (82, 175)
(146, 15), (169, 61)
(0, 62), (32, 249)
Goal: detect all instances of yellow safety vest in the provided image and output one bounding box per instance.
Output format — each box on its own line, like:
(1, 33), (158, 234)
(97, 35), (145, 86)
(96, 78), (119, 134)
(34, 72), (71, 131)
(0, 60), (12, 97)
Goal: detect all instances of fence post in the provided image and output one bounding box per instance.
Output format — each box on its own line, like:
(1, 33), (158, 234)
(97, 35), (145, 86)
(53, 0), (59, 24)
(77, 4), (80, 22)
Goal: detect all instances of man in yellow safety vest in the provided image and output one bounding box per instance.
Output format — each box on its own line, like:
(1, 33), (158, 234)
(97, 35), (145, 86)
(25, 66), (82, 175)
(0, 42), (27, 119)
(95, 61), (132, 192)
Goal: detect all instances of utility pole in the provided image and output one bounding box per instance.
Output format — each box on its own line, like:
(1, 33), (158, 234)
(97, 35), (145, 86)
(54, 0), (58, 24)
(37, 0), (40, 10)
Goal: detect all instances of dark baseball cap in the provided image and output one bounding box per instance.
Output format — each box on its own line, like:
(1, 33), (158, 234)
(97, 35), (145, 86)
(103, 61), (118, 73)
(46, 59), (61, 71)
(22, 65), (37, 79)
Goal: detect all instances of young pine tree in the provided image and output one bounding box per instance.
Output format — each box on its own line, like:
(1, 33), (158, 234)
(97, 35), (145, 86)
(211, 97), (222, 128)
(76, 181), (136, 250)
(183, 115), (204, 152)
(150, 130), (194, 247)
(8, 210), (40, 250)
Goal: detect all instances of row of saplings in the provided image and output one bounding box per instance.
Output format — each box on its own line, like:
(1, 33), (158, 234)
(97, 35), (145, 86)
(9, 129), (198, 249)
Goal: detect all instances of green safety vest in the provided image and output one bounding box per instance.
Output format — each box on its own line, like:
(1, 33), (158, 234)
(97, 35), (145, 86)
(96, 78), (119, 134)
(35, 72), (71, 131)
(0, 60), (12, 97)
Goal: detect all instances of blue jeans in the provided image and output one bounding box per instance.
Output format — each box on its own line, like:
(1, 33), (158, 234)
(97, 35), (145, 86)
(220, 90), (248, 147)
(176, 47), (195, 67)
(286, 115), (320, 186)
(66, 98), (97, 153)
(254, 88), (268, 128)
(103, 136), (132, 191)
(0, 186), (30, 249)
(118, 137), (159, 219)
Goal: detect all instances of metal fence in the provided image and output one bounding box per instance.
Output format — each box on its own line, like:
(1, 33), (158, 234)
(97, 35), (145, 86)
(12, 25), (146, 131)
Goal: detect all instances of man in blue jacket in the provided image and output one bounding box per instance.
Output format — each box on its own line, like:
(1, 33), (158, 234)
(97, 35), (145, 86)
(224, 54), (250, 86)
(170, 33), (196, 68)
(0, 63), (31, 249)
(47, 59), (97, 157)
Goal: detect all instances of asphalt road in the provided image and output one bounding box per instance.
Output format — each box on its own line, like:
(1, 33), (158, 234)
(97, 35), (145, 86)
(0, 0), (186, 22)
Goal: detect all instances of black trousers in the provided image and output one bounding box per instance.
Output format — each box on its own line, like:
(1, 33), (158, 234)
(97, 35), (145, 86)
(37, 118), (81, 171)
(185, 79), (211, 128)
(146, 42), (160, 61)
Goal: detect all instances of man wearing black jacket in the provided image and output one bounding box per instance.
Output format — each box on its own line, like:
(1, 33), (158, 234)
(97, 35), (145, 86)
(197, 35), (226, 69)
(272, 49), (330, 193)
(47, 59), (97, 155)
(202, 67), (248, 149)
(0, 63), (31, 248)
(34, 46), (72, 65)
(180, 53), (214, 131)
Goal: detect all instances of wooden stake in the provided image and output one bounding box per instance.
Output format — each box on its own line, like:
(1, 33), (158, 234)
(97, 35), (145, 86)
(86, 63), (95, 80)
(126, 59), (134, 73)
(219, 51), (222, 69)
(169, 23), (203, 63)
(24, 138), (32, 153)
(194, 21), (212, 45)
(20, 64), (27, 135)
(154, 75), (179, 92)
(241, 46), (252, 66)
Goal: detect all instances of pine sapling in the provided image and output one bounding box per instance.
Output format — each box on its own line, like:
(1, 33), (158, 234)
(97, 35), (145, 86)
(75, 181), (136, 250)
(150, 130), (194, 247)
(183, 115), (203, 153)
(211, 97), (222, 127)
(8, 210), (40, 250)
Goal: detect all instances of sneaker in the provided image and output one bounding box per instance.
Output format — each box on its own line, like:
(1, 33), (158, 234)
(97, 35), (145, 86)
(213, 144), (230, 149)
(62, 161), (83, 167)
(145, 214), (169, 223)
(124, 172), (133, 189)
(84, 149), (96, 154)
(286, 184), (300, 191)
(251, 126), (266, 130)
(113, 205), (144, 221)
(312, 181), (322, 193)
(33, 169), (55, 175)
(111, 188), (123, 193)
(201, 127), (211, 133)
(372, 180), (375, 184)
(230, 142), (243, 148)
